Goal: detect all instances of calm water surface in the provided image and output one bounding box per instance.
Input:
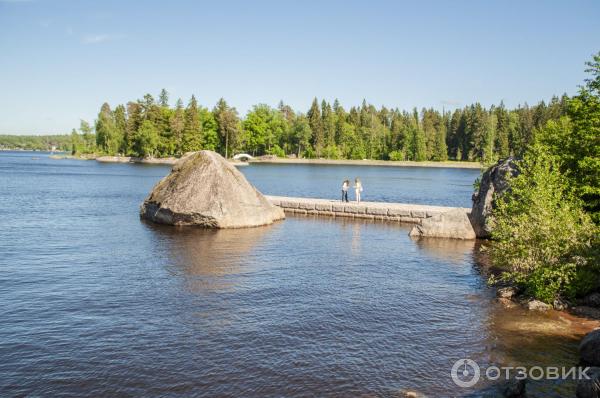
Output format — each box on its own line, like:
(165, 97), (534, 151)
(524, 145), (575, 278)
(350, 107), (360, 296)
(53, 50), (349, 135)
(0, 152), (588, 397)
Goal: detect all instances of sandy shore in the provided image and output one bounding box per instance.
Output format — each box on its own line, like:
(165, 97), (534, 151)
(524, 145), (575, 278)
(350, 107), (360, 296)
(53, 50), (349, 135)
(249, 157), (483, 169)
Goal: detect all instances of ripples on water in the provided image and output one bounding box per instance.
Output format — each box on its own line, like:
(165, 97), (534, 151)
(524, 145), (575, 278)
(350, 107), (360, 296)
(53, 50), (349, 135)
(0, 152), (586, 397)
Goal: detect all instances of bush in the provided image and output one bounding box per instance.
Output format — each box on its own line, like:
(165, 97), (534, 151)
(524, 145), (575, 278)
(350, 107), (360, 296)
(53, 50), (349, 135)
(490, 144), (599, 302)
(266, 144), (285, 158)
(349, 146), (367, 160)
(321, 145), (342, 159)
(388, 150), (405, 161)
(302, 147), (316, 159)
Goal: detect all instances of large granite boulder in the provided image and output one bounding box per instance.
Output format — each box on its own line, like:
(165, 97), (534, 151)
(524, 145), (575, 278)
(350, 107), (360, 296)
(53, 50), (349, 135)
(409, 209), (476, 239)
(470, 157), (519, 238)
(140, 150), (285, 228)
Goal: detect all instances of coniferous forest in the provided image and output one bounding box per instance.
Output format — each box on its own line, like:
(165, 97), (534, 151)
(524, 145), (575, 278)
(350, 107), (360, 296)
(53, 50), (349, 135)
(71, 90), (569, 163)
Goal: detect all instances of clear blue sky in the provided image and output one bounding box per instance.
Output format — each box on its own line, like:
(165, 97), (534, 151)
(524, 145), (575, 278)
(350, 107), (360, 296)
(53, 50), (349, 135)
(1, 0), (599, 134)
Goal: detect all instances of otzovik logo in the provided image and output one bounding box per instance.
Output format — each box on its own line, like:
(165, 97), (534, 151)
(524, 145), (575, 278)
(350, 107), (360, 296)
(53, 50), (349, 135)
(450, 358), (592, 387)
(451, 359), (481, 387)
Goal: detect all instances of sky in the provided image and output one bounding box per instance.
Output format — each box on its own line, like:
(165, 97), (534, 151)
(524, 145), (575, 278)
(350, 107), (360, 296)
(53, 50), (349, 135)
(1, 0), (599, 135)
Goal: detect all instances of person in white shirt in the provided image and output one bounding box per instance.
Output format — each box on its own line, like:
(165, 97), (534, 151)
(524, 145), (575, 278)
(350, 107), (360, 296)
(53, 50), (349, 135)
(354, 178), (363, 203)
(341, 179), (350, 202)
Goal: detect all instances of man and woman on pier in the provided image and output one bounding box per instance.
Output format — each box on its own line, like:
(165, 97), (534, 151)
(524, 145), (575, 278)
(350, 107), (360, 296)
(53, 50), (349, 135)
(341, 178), (362, 203)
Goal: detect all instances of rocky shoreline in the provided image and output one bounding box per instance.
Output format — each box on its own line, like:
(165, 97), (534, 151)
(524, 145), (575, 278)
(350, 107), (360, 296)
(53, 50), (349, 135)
(249, 156), (483, 169)
(50, 154), (248, 166)
(48, 153), (482, 168)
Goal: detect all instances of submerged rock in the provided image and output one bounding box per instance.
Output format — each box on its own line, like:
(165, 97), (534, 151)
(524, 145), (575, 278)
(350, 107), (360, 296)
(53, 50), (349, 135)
(576, 366), (600, 398)
(408, 208), (476, 239)
(470, 157), (519, 238)
(502, 378), (527, 398)
(553, 297), (570, 311)
(140, 150), (285, 228)
(497, 286), (519, 300)
(527, 300), (552, 311)
(580, 330), (600, 366)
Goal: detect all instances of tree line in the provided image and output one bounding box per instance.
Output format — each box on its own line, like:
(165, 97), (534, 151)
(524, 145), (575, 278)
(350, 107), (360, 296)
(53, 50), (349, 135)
(0, 134), (71, 151)
(71, 89), (569, 163)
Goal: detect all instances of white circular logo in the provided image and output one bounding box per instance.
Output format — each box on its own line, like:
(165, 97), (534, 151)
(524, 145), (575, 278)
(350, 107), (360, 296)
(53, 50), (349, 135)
(451, 358), (481, 388)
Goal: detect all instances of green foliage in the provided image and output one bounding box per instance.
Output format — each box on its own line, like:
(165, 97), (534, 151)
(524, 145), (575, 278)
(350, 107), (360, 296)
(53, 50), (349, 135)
(182, 95), (202, 152)
(199, 107), (219, 151)
(95, 103), (121, 154)
(307, 98), (323, 156)
(213, 98), (240, 158)
(132, 120), (159, 157)
(69, 84), (572, 163)
(291, 115), (312, 157)
(490, 144), (599, 302)
(266, 144), (285, 158)
(388, 150), (405, 161)
(0, 134), (71, 151)
(321, 145), (342, 159)
(531, 54), (600, 222)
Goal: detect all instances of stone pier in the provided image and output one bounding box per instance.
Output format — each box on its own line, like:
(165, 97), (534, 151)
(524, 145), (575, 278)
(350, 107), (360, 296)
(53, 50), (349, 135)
(266, 195), (470, 224)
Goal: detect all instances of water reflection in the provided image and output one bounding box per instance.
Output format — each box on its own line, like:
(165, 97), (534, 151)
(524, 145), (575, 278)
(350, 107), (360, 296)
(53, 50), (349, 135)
(411, 236), (476, 265)
(144, 222), (277, 292)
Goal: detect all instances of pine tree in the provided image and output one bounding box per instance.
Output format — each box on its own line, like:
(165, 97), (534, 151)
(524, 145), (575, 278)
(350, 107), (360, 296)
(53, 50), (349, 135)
(433, 120), (448, 161)
(291, 115), (312, 158)
(95, 103), (119, 155)
(321, 100), (336, 147)
(213, 98), (240, 158)
(158, 88), (169, 107)
(125, 102), (142, 155)
(307, 98), (323, 156)
(114, 105), (127, 154)
(170, 99), (185, 155)
(182, 95), (202, 152)
(494, 102), (510, 159)
(132, 120), (159, 157)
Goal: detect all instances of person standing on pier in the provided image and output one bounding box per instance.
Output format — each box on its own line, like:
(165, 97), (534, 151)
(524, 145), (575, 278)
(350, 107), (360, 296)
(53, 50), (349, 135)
(354, 178), (363, 203)
(341, 179), (350, 202)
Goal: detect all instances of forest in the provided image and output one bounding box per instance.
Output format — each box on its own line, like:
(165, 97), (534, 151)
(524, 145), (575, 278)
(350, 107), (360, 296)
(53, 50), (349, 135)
(0, 134), (71, 151)
(71, 90), (569, 163)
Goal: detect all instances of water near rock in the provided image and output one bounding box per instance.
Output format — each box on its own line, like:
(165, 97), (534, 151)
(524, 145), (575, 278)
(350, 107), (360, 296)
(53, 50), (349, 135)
(140, 150), (284, 228)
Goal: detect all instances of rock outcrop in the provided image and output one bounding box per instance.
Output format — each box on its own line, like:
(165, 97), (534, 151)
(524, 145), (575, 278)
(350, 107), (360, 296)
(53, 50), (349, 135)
(408, 209), (476, 239)
(140, 150), (285, 228)
(470, 157), (519, 238)
(583, 293), (600, 308)
(580, 329), (600, 366)
(527, 300), (552, 311)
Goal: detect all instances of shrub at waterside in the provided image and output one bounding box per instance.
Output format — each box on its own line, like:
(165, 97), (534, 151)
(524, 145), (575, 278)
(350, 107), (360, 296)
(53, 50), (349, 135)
(490, 145), (599, 302)
(490, 52), (600, 303)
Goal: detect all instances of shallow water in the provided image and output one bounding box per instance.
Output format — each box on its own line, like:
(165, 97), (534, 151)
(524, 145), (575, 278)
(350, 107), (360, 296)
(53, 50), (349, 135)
(0, 152), (590, 397)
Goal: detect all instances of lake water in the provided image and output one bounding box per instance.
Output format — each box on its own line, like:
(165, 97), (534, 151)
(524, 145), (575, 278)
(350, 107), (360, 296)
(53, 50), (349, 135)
(0, 151), (589, 397)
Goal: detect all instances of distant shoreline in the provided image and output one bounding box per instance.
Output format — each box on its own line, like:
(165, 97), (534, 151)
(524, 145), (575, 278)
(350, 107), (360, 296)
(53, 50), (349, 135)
(249, 157), (483, 169)
(47, 153), (483, 169)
